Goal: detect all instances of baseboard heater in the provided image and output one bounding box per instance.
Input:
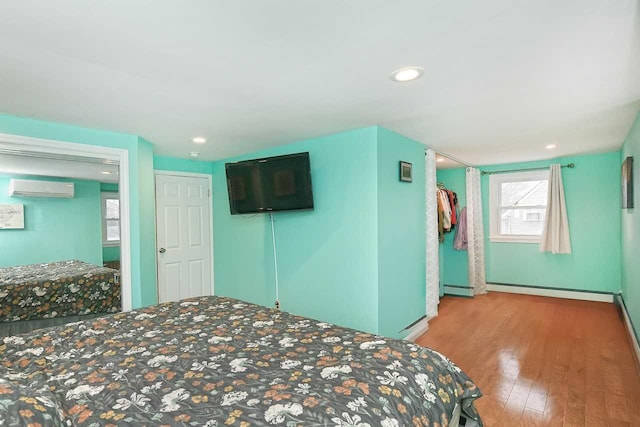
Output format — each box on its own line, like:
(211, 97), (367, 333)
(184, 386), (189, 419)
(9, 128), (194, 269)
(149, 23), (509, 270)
(616, 293), (640, 370)
(443, 285), (474, 298)
(400, 315), (426, 332)
(487, 282), (614, 303)
(400, 315), (429, 342)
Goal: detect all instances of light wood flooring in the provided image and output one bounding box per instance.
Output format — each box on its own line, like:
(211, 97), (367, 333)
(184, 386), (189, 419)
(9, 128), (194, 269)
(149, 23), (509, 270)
(416, 292), (640, 426)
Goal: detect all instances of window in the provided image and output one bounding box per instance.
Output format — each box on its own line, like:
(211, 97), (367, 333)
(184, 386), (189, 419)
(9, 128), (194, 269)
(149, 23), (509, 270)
(523, 211), (542, 222)
(101, 192), (120, 246)
(489, 170), (549, 243)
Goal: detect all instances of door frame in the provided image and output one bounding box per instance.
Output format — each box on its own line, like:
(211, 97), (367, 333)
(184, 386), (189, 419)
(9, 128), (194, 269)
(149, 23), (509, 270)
(0, 132), (133, 311)
(154, 170), (215, 298)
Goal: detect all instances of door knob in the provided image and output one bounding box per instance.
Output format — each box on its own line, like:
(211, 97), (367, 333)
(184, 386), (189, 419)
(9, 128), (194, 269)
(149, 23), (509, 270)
(158, 248), (166, 254)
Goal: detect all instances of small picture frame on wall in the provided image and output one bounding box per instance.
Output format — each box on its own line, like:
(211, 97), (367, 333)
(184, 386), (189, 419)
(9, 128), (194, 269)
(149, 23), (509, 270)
(399, 161), (412, 182)
(0, 204), (25, 229)
(622, 156), (633, 209)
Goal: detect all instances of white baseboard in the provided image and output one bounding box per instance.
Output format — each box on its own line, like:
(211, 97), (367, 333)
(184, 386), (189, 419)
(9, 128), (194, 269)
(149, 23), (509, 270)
(618, 295), (640, 370)
(403, 318), (429, 342)
(487, 283), (613, 303)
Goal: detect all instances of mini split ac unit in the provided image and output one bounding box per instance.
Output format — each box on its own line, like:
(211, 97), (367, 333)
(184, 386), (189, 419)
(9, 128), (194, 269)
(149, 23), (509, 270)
(8, 179), (74, 198)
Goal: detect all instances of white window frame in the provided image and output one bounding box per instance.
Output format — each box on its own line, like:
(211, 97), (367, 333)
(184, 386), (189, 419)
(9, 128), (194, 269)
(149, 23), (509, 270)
(101, 192), (120, 246)
(489, 170), (549, 243)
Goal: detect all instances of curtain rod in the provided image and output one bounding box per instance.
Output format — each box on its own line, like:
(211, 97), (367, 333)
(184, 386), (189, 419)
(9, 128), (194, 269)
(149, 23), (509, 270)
(481, 163), (575, 175)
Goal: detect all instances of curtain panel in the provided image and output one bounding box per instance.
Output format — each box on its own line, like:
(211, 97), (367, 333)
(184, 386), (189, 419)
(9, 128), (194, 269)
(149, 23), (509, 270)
(466, 167), (487, 295)
(539, 163), (572, 254)
(425, 149), (440, 318)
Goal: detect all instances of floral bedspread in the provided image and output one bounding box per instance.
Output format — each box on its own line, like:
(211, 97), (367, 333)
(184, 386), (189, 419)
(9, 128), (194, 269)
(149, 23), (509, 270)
(0, 296), (483, 426)
(0, 260), (120, 322)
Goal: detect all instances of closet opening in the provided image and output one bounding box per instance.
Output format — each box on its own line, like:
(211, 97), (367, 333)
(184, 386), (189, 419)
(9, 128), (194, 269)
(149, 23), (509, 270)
(435, 153), (471, 300)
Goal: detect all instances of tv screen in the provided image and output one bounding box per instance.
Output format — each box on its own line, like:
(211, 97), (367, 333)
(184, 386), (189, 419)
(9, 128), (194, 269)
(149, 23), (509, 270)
(225, 152), (314, 214)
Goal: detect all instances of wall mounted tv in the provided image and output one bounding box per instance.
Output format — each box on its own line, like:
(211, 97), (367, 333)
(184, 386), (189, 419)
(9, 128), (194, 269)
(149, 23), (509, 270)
(225, 152), (314, 215)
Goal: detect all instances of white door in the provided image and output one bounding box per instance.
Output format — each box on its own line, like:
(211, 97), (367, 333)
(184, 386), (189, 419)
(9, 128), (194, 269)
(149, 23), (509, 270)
(155, 173), (213, 303)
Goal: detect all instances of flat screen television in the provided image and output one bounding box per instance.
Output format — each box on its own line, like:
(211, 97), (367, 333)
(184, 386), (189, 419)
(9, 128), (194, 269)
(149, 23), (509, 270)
(225, 152), (314, 214)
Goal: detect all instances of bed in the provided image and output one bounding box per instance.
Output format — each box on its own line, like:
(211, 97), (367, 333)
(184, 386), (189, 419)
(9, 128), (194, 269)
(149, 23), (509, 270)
(0, 260), (120, 336)
(0, 295), (482, 426)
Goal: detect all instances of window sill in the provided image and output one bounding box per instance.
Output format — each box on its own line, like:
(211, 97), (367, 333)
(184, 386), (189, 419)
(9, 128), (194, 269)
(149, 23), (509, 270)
(102, 241), (121, 247)
(489, 236), (540, 244)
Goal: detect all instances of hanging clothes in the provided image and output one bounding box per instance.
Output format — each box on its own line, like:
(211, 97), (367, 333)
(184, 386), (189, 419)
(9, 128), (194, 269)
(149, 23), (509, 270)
(438, 188), (452, 231)
(453, 207), (468, 250)
(436, 188), (445, 242)
(446, 189), (457, 227)
(436, 185), (459, 238)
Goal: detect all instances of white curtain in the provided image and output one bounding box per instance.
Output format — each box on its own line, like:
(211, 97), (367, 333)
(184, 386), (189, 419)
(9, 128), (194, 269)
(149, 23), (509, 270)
(425, 149), (440, 318)
(540, 164), (572, 254)
(466, 167), (487, 295)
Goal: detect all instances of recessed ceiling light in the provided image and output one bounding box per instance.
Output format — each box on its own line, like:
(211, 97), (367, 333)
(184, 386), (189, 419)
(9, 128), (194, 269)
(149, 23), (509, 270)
(390, 66), (424, 82)
(192, 137), (207, 144)
(100, 171), (112, 175)
(189, 151), (200, 158)
(545, 144), (557, 149)
(436, 158), (445, 163)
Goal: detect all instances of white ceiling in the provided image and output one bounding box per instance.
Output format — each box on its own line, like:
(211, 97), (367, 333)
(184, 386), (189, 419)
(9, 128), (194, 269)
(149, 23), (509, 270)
(436, 155), (467, 170)
(0, 0), (638, 166)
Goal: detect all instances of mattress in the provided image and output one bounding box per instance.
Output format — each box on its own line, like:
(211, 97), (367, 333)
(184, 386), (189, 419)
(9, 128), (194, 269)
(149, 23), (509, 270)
(0, 260), (120, 322)
(0, 295), (483, 426)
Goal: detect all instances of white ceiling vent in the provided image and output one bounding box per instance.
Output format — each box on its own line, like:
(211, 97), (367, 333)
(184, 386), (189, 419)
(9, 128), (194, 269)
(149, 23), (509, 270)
(8, 179), (74, 198)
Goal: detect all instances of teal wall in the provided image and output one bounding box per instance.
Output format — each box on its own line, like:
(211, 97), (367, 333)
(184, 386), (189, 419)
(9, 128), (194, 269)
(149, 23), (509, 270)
(621, 112), (640, 340)
(211, 127), (427, 337)
(376, 128), (426, 337)
(135, 138), (158, 307)
(0, 114), (157, 309)
(100, 183), (119, 192)
(480, 151), (622, 293)
(102, 246), (120, 263)
(0, 175), (102, 268)
(435, 168), (469, 288)
(154, 155), (213, 175)
(211, 128), (381, 334)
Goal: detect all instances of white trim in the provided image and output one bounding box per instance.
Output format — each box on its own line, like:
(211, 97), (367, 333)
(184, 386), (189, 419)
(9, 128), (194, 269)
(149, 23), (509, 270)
(403, 318), (429, 342)
(0, 132), (133, 312)
(154, 170), (215, 297)
(0, 132), (122, 160)
(618, 295), (640, 370)
(487, 283), (613, 303)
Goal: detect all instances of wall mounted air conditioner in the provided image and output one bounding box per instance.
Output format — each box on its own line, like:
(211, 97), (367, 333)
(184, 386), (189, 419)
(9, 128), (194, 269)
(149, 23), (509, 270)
(8, 179), (75, 198)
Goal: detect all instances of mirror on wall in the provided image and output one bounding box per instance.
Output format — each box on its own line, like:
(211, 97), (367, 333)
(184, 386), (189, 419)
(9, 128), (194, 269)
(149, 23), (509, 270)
(0, 151), (123, 336)
(0, 152), (121, 270)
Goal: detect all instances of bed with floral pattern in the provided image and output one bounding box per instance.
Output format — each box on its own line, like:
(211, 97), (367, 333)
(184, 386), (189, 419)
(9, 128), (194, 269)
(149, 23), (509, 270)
(0, 295), (482, 426)
(0, 260), (120, 325)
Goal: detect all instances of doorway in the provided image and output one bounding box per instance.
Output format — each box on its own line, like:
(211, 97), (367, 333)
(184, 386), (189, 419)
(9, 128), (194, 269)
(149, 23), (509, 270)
(155, 171), (214, 303)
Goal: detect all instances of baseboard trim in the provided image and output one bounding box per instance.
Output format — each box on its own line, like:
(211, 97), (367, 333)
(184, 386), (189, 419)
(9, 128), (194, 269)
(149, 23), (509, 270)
(487, 283), (614, 303)
(617, 294), (640, 372)
(403, 318), (429, 342)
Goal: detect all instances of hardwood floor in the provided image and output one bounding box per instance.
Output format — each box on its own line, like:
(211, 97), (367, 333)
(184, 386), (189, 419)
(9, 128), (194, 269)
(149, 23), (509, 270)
(416, 292), (640, 426)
